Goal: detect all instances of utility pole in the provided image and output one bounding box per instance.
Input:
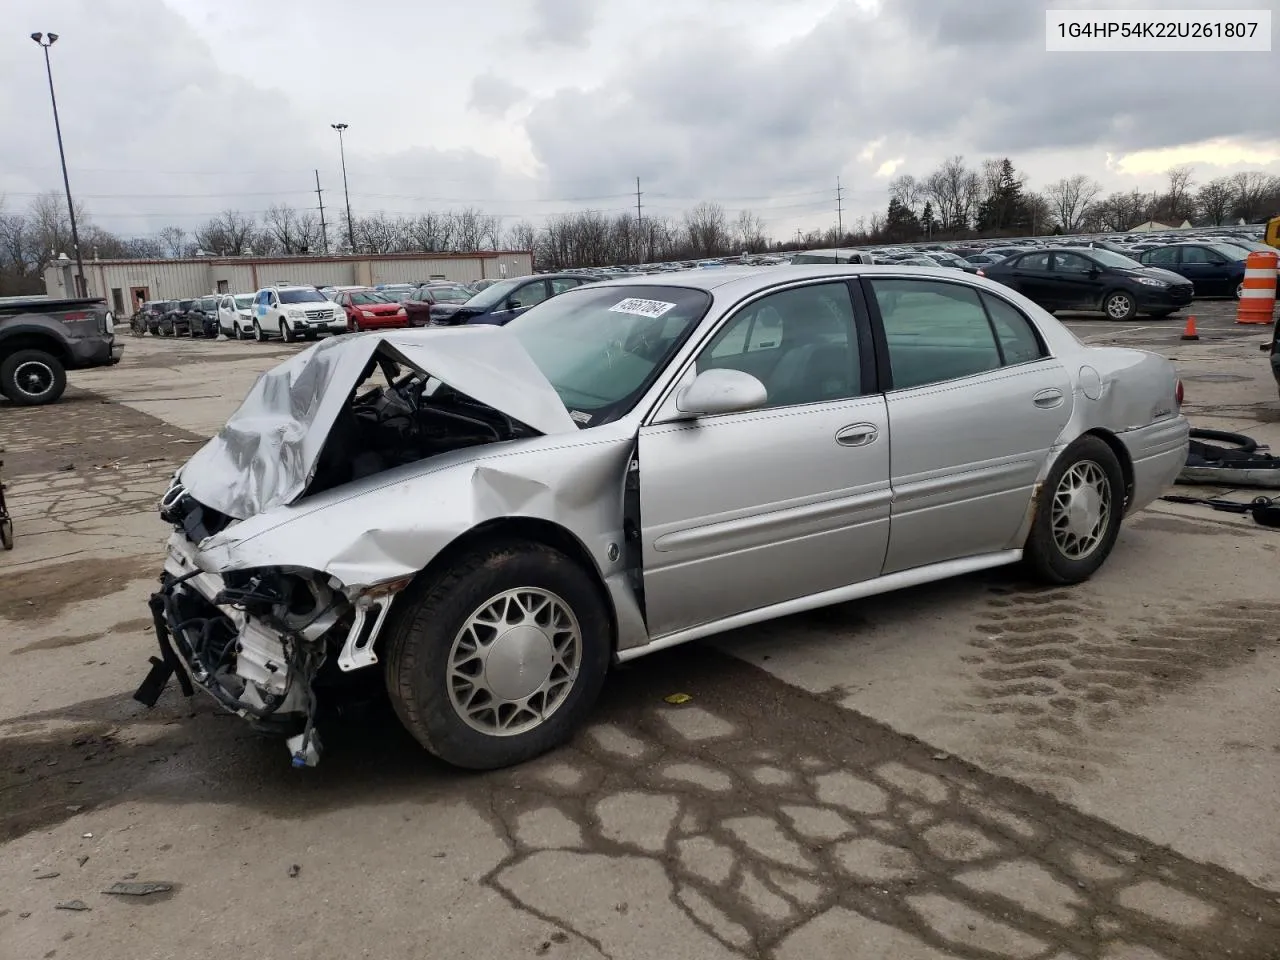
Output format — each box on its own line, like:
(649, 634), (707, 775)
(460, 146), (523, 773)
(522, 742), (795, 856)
(331, 123), (355, 253)
(836, 176), (844, 238)
(314, 169), (328, 255)
(31, 33), (84, 298)
(634, 177), (643, 264)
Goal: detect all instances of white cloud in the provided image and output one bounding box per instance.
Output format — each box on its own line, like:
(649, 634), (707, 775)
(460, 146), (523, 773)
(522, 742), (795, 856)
(875, 158), (906, 177)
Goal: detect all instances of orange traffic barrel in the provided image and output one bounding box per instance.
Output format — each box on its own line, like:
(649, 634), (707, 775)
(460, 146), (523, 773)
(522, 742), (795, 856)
(1236, 249), (1278, 325)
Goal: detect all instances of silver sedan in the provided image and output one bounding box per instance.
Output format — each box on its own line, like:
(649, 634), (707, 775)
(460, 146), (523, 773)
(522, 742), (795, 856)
(140, 266), (1189, 770)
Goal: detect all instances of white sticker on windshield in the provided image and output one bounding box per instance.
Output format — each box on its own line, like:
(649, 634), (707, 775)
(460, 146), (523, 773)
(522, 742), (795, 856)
(569, 410), (592, 425)
(608, 297), (677, 319)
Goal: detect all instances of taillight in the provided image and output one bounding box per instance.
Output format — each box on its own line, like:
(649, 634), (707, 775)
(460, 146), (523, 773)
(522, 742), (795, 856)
(1175, 379), (1184, 406)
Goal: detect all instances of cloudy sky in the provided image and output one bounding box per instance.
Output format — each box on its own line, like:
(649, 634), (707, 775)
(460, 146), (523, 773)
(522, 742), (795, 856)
(2, 0), (1277, 244)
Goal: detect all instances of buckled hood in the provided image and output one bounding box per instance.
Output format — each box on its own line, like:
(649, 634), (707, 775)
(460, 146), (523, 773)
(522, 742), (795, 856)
(178, 326), (577, 520)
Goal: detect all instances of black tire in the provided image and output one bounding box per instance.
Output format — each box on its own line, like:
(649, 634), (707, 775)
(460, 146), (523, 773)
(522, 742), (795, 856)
(1023, 435), (1125, 585)
(0, 516), (12, 550)
(1188, 427), (1257, 453)
(351, 319), (362, 333)
(384, 541), (611, 770)
(0, 349), (68, 406)
(254, 320), (267, 343)
(1101, 290), (1137, 321)
(281, 319), (295, 343)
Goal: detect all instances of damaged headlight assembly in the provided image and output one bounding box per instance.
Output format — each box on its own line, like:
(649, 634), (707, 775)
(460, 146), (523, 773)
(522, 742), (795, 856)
(139, 556), (412, 768)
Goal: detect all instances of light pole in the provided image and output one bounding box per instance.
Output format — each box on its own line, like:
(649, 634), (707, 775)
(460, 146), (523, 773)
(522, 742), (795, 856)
(31, 32), (85, 298)
(330, 123), (355, 253)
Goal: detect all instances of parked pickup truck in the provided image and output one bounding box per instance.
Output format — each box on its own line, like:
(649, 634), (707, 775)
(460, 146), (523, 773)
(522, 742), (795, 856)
(0, 295), (123, 406)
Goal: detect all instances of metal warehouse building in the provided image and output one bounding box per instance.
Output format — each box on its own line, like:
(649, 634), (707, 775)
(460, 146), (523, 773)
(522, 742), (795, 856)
(44, 250), (533, 316)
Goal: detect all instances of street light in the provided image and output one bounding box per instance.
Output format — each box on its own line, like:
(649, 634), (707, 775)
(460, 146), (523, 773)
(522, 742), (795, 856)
(330, 123), (355, 253)
(31, 32), (85, 298)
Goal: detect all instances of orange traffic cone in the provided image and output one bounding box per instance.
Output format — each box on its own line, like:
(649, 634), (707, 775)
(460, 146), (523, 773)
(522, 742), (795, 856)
(1180, 315), (1199, 341)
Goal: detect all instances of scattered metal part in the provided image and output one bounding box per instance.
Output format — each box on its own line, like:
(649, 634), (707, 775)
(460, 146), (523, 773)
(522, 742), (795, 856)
(102, 881), (173, 897)
(55, 900), (90, 912)
(122, 872), (138, 880)
(34, 872), (60, 880)
(19, 912), (31, 919)
(65, 804), (83, 813)
(81, 832), (93, 839)
(77, 856), (89, 867)
(287, 864), (300, 878)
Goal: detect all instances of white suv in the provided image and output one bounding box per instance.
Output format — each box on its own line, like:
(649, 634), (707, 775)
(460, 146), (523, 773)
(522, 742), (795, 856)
(250, 285), (346, 342)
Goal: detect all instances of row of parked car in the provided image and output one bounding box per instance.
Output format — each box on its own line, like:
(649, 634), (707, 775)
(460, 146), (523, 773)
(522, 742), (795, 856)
(129, 272), (609, 342)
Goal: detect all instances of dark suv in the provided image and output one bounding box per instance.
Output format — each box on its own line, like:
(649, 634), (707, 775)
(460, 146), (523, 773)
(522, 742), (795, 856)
(182, 295), (221, 338)
(0, 296), (122, 405)
(159, 298), (197, 336)
(140, 300), (174, 335)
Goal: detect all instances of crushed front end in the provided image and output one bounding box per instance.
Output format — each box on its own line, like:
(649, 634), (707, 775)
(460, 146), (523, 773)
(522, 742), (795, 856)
(135, 476), (398, 768)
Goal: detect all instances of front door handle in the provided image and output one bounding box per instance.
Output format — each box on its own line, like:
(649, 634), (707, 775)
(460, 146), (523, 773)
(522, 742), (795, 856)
(835, 423), (879, 447)
(1033, 388), (1065, 408)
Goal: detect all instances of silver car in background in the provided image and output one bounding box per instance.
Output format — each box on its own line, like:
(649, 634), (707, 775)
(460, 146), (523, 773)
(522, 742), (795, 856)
(138, 266), (1188, 770)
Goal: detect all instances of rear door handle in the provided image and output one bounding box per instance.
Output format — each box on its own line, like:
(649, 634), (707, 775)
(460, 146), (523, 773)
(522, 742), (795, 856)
(835, 423), (879, 447)
(1033, 388), (1065, 408)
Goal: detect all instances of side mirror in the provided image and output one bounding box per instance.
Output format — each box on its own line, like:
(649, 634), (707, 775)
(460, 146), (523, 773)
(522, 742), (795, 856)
(675, 368), (768, 418)
(504, 297), (520, 311)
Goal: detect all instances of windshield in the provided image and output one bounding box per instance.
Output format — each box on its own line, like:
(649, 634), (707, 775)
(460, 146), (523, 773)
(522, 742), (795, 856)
(279, 288), (328, 304)
(463, 278), (521, 310)
(1084, 248), (1143, 270)
(506, 284), (712, 426)
(234, 294), (255, 309)
(350, 292), (391, 305)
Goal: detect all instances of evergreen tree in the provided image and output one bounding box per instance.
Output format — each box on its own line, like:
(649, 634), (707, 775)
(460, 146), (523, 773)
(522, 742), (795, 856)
(884, 197), (921, 242)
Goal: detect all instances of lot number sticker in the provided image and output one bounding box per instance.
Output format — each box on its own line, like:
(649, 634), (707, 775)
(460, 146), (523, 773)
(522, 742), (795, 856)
(608, 298), (677, 319)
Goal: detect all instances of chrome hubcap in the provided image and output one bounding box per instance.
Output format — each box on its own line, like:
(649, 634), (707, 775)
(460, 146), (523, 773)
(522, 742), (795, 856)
(13, 360), (53, 398)
(1051, 460), (1111, 560)
(448, 588), (581, 736)
(1106, 295), (1130, 319)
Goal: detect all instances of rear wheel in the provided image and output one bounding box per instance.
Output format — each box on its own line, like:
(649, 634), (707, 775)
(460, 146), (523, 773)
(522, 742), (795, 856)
(1103, 291), (1137, 321)
(384, 541), (611, 770)
(1023, 435), (1125, 585)
(0, 349), (68, 406)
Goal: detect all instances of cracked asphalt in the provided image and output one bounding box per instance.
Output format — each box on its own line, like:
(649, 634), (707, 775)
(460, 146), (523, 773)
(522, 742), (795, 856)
(2, 304), (1280, 960)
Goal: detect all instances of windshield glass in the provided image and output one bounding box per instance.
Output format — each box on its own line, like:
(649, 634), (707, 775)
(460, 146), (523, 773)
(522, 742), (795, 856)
(279, 288), (328, 304)
(1084, 249), (1143, 270)
(350, 292), (390, 305)
(463, 278), (520, 309)
(791, 253), (838, 264)
(233, 294), (255, 308)
(506, 284), (712, 426)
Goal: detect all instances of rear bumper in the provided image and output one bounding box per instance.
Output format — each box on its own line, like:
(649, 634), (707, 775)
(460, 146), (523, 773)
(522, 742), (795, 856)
(1120, 416), (1190, 512)
(68, 337), (123, 369)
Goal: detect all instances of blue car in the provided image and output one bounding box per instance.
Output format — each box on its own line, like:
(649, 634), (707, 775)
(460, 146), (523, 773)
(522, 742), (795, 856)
(426, 273), (595, 326)
(1138, 243), (1248, 298)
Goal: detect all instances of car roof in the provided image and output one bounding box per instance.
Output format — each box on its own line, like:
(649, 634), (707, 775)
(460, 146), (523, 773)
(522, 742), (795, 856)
(581, 263), (1004, 297)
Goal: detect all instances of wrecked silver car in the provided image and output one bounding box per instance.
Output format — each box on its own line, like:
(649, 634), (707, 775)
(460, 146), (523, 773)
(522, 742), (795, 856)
(136, 268), (1188, 770)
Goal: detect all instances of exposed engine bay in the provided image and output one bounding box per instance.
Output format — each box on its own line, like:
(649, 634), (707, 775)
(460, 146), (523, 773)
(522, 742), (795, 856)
(139, 348), (540, 767)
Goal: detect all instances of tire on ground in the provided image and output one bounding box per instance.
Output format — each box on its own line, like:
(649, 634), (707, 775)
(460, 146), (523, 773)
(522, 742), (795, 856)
(384, 540), (611, 770)
(0, 349), (67, 406)
(1023, 434), (1125, 585)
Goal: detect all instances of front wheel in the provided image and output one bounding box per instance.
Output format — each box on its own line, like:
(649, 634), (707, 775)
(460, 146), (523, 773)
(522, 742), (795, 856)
(1102, 290), (1137, 321)
(1023, 435), (1125, 585)
(384, 541), (611, 770)
(253, 320), (267, 342)
(281, 319), (295, 343)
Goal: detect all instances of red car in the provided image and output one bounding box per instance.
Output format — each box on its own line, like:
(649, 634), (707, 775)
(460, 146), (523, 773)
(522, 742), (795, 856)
(402, 283), (474, 327)
(334, 289), (409, 332)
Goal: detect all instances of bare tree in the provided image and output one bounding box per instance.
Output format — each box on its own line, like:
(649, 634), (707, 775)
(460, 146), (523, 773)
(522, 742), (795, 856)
(683, 202), (729, 256)
(923, 156), (975, 232)
(194, 210), (257, 255)
(158, 226), (187, 257)
(1023, 191), (1054, 235)
(887, 174), (923, 217)
(733, 209), (768, 252)
(1228, 171), (1275, 222)
(1093, 189), (1152, 232)
(28, 190), (90, 261)
(264, 204), (307, 253)
(1196, 177), (1234, 226)
(1044, 174), (1102, 232)
(506, 219), (537, 254)
(1162, 164), (1196, 223)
